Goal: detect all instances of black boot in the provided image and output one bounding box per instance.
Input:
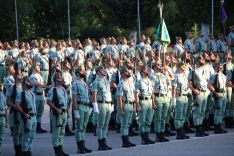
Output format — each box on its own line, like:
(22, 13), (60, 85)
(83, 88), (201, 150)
(65, 124), (74, 136)
(122, 136), (130, 148)
(81, 140), (92, 153)
(184, 122), (195, 133)
(201, 124), (209, 137)
(161, 133), (169, 142)
(181, 128), (190, 139)
(214, 124), (222, 134)
(10, 127), (14, 136)
(140, 133), (148, 145)
(28, 151), (32, 156)
(129, 125), (138, 136)
(22, 151), (28, 156)
(225, 117), (233, 128)
(36, 122), (47, 133)
(77, 141), (86, 154)
(98, 139), (107, 151)
(145, 132), (155, 144)
(195, 125), (204, 137)
(126, 135), (136, 147)
(59, 145), (69, 156)
(54, 146), (62, 156)
(165, 124), (175, 136)
(102, 138), (112, 150)
(156, 133), (163, 142)
(14, 145), (22, 156)
(176, 129), (184, 140)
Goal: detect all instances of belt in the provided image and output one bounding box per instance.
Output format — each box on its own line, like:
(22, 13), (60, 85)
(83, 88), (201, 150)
(61, 109), (67, 112)
(29, 113), (36, 116)
(0, 114), (5, 117)
(220, 51), (225, 53)
(97, 100), (112, 104)
(176, 93), (187, 96)
(77, 101), (91, 106)
(197, 89), (207, 93)
(41, 69), (49, 71)
(124, 101), (134, 105)
(36, 92), (43, 95)
(154, 93), (166, 97)
(139, 96), (151, 100)
(21, 69), (28, 72)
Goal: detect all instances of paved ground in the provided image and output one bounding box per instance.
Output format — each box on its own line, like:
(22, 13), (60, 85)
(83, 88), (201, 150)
(1, 105), (234, 156)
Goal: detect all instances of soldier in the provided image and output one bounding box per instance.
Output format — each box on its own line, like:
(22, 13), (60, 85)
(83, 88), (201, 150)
(16, 77), (37, 156)
(8, 40), (20, 64)
(35, 48), (49, 84)
(184, 32), (195, 54)
(210, 63), (227, 134)
(3, 65), (15, 135)
(116, 67), (136, 147)
(17, 50), (30, 77)
(217, 33), (228, 62)
(7, 73), (23, 156)
(227, 25), (234, 54)
(72, 66), (92, 154)
(62, 63), (74, 136)
(189, 56), (209, 137)
(207, 34), (218, 54)
(0, 83), (8, 153)
(28, 40), (39, 61)
(223, 53), (234, 128)
(173, 36), (185, 59)
(151, 63), (170, 142)
(92, 66), (113, 151)
(135, 66), (155, 145)
(172, 62), (190, 140)
(29, 62), (51, 133)
(47, 72), (69, 156)
(0, 42), (7, 83)
(196, 32), (207, 55)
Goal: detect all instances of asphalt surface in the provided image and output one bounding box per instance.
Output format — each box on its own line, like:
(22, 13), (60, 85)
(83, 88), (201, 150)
(1, 104), (234, 156)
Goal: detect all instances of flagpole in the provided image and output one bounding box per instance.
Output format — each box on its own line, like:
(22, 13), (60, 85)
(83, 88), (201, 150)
(211, 0), (214, 35)
(158, 1), (164, 66)
(221, 0), (226, 36)
(137, 0), (141, 44)
(68, 0), (71, 40)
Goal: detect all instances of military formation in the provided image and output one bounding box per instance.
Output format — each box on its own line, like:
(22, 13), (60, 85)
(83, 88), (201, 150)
(0, 25), (234, 156)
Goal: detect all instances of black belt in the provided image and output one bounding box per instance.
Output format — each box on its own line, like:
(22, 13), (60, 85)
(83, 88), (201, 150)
(36, 92), (43, 95)
(139, 96), (151, 100)
(124, 101), (134, 105)
(41, 69), (49, 71)
(29, 113), (36, 116)
(0, 114), (5, 117)
(176, 93), (187, 96)
(154, 93), (166, 97)
(97, 100), (112, 104)
(61, 109), (67, 112)
(220, 51), (225, 53)
(197, 89), (206, 93)
(77, 101), (91, 106)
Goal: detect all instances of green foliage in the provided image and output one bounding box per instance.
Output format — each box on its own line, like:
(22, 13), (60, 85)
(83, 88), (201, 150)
(191, 23), (199, 41)
(0, 0), (233, 42)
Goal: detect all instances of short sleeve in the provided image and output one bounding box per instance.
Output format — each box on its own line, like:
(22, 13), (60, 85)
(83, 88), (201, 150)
(72, 82), (77, 95)
(134, 80), (140, 93)
(91, 79), (98, 93)
(15, 91), (23, 104)
(47, 88), (54, 102)
(116, 83), (123, 97)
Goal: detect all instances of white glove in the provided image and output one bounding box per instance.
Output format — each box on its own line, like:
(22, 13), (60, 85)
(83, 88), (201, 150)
(92, 102), (99, 114)
(110, 104), (114, 112)
(74, 110), (80, 119)
(173, 98), (176, 107)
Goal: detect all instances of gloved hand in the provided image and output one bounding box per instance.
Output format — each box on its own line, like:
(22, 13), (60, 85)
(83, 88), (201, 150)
(110, 104), (114, 112)
(74, 110), (80, 119)
(92, 102), (99, 114)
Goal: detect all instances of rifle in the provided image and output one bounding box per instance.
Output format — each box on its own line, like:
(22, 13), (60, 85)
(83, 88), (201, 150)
(52, 88), (63, 127)
(21, 91), (31, 131)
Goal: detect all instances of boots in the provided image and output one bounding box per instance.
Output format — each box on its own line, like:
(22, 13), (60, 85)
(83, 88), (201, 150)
(54, 146), (62, 156)
(176, 129), (184, 140)
(22, 151), (28, 156)
(58, 145), (69, 156)
(98, 139), (107, 151)
(161, 133), (169, 142)
(28, 151), (32, 156)
(156, 133), (163, 142)
(145, 132), (155, 144)
(126, 135), (136, 147)
(195, 125), (204, 137)
(102, 138), (112, 150)
(77, 141), (85, 154)
(203, 119), (212, 131)
(225, 117), (234, 128)
(65, 124), (74, 136)
(141, 133), (148, 145)
(165, 124), (175, 136)
(181, 128), (190, 139)
(14, 145), (22, 156)
(81, 140), (92, 153)
(122, 136), (130, 148)
(36, 122), (47, 133)
(214, 124), (227, 134)
(184, 122), (195, 134)
(129, 125), (139, 136)
(93, 125), (97, 136)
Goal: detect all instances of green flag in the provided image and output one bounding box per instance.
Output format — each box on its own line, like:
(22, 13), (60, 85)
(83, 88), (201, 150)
(161, 19), (170, 47)
(155, 23), (161, 40)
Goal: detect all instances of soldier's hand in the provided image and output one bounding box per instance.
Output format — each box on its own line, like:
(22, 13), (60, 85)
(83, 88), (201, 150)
(5, 123), (8, 128)
(133, 105), (137, 113)
(152, 103), (156, 109)
(215, 92), (222, 98)
(24, 113), (30, 119)
(137, 105), (141, 112)
(193, 89), (200, 95)
(56, 109), (62, 115)
(120, 109), (124, 116)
